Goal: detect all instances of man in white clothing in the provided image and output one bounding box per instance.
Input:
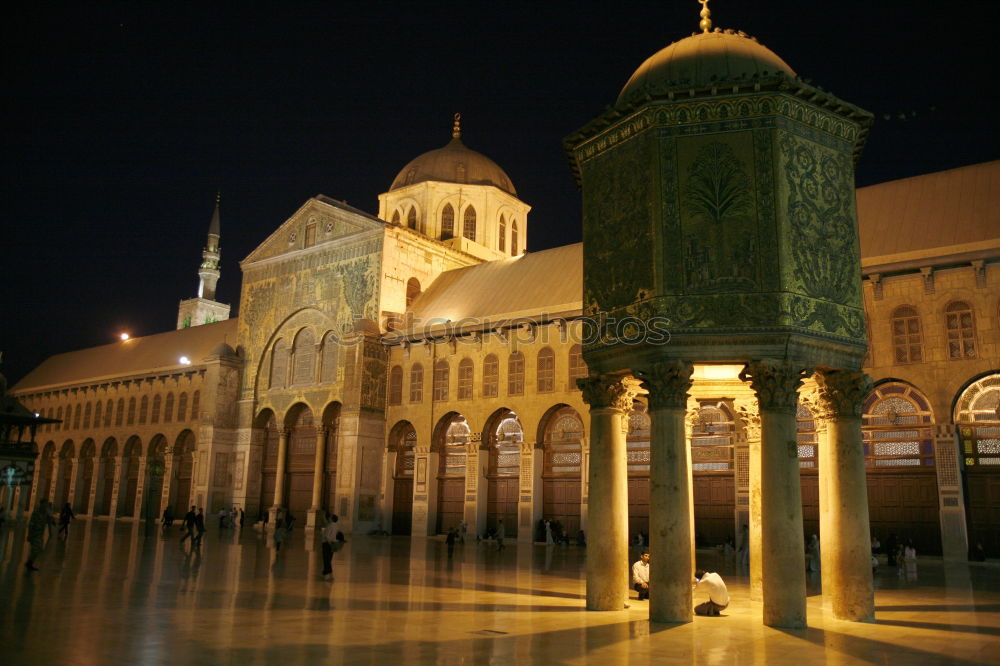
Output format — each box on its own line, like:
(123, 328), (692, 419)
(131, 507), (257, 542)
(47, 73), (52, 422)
(632, 551), (650, 600)
(693, 569), (729, 616)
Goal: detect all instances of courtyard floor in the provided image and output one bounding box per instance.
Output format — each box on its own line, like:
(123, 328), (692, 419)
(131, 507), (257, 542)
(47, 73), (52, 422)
(1, 519), (998, 664)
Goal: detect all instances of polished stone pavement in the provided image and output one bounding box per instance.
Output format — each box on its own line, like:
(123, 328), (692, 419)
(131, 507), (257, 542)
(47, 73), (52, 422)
(1, 520), (998, 665)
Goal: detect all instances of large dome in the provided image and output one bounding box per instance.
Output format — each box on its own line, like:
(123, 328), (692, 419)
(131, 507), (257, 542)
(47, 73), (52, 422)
(618, 29), (796, 107)
(390, 126), (516, 196)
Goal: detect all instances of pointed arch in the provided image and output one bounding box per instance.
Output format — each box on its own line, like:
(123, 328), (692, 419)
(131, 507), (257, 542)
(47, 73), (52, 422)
(441, 203), (455, 240)
(463, 205), (476, 241)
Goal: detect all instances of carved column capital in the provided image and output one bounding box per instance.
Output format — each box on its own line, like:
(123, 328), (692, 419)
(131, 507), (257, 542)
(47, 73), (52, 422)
(634, 360), (693, 411)
(734, 398), (762, 442)
(739, 360), (812, 415)
(577, 374), (636, 412)
(814, 369), (873, 419)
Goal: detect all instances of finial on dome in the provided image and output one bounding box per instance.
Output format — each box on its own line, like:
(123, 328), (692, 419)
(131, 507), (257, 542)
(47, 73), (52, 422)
(452, 113), (462, 139)
(698, 0), (712, 33)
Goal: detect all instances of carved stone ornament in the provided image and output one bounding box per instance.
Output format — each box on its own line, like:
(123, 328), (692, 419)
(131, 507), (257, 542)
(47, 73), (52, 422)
(739, 360), (812, 415)
(814, 369), (873, 419)
(733, 398), (762, 442)
(634, 360), (693, 411)
(577, 374), (636, 412)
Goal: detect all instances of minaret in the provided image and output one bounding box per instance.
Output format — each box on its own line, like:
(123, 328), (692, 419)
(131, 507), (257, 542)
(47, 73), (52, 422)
(199, 193), (222, 299)
(177, 194), (231, 329)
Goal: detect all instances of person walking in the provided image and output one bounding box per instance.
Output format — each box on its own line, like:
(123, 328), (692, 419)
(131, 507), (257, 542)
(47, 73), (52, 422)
(193, 508), (206, 546)
(321, 513), (339, 580)
(239, 508), (245, 529)
(496, 519), (506, 552)
(446, 527), (457, 558)
(25, 500), (53, 571)
(180, 506), (196, 544)
(632, 551), (650, 600)
(58, 502), (75, 538)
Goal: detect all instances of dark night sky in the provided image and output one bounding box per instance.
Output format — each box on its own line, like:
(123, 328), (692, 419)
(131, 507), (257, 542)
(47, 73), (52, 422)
(3, 2), (997, 386)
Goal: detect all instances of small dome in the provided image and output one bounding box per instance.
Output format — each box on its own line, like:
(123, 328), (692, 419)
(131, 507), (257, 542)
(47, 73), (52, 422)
(390, 127), (516, 196)
(618, 30), (796, 106)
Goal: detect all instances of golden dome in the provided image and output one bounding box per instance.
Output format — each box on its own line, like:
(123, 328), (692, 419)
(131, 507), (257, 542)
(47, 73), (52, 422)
(618, 29), (796, 106)
(390, 119), (516, 196)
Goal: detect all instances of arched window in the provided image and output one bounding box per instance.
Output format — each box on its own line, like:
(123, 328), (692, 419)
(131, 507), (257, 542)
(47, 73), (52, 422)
(537, 347), (555, 392)
(508, 352), (525, 395)
(512, 221), (519, 255)
(139, 395), (149, 424)
(104, 399), (113, 427)
(568, 344), (587, 384)
(483, 354), (499, 398)
(177, 393), (188, 422)
(955, 374), (1000, 468)
(191, 391), (200, 421)
(320, 332), (338, 384)
(409, 364), (424, 403)
(406, 278), (421, 309)
(498, 214), (506, 252)
(463, 205), (476, 241)
(862, 383), (935, 467)
(83, 402), (92, 429)
(127, 398), (136, 425)
(433, 359), (450, 402)
(292, 328), (316, 385)
(891, 306), (923, 364)
(458, 358), (474, 400)
(391, 209), (400, 225)
(407, 206), (418, 231)
(270, 339), (289, 389)
(946, 301), (977, 359)
(73, 404), (81, 429)
(151, 395), (161, 424)
(441, 204), (455, 240)
(388, 366), (403, 405)
(55, 406), (63, 430)
(93, 401), (102, 429)
(115, 399), (124, 426)
(164, 393), (174, 423)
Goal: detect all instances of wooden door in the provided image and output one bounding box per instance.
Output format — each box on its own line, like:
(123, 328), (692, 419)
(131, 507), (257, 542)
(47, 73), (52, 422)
(392, 477), (413, 535)
(627, 477), (649, 539)
(542, 478), (581, 537)
(966, 468), (1000, 556)
(800, 470), (820, 539)
(436, 478), (465, 534)
(867, 468), (941, 555)
(487, 476), (518, 537)
(692, 472), (735, 546)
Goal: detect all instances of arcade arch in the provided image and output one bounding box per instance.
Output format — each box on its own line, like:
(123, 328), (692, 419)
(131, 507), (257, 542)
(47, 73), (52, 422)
(540, 405), (584, 538)
(484, 409), (523, 538)
(435, 412), (469, 534)
(954, 373), (1000, 554)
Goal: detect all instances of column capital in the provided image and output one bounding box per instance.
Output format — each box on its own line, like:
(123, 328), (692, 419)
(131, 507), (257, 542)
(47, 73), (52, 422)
(577, 374), (636, 412)
(634, 360), (693, 411)
(733, 398), (762, 442)
(739, 360), (812, 415)
(814, 369), (873, 419)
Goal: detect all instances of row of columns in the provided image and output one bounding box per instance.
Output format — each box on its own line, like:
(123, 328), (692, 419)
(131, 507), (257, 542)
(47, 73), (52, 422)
(580, 360), (874, 627)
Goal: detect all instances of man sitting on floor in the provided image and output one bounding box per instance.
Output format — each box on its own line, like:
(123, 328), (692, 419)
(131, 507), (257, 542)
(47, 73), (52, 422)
(693, 569), (729, 616)
(632, 551), (650, 600)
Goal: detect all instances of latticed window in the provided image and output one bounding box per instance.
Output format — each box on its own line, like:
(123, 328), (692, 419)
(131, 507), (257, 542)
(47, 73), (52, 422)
(946, 301), (977, 360)
(537, 347), (555, 392)
(151, 395), (161, 424)
(177, 393), (188, 421)
(690, 403), (735, 471)
(627, 400), (651, 474)
(441, 204), (455, 240)
(490, 413), (523, 477)
(270, 339), (289, 388)
(796, 403), (818, 468)
(862, 383), (935, 467)
(508, 352), (525, 395)
(442, 417), (470, 476)
(498, 214), (506, 252)
(955, 374), (1000, 467)
(458, 358), (474, 400)
(543, 408), (584, 476)
(891, 306), (923, 364)
(164, 394), (174, 423)
(409, 364), (424, 403)
(139, 396), (149, 424)
(320, 333), (338, 384)
(388, 366), (403, 405)
(568, 344), (587, 384)
(511, 221), (519, 255)
(483, 354), (499, 398)
(395, 427), (417, 477)
(292, 328), (316, 385)
(433, 360), (449, 401)
(463, 205), (476, 241)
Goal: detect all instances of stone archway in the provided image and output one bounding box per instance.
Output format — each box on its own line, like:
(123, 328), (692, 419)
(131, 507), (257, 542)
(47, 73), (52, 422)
(434, 412), (469, 535)
(388, 421), (416, 535)
(540, 405), (584, 540)
(484, 409), (523, 538)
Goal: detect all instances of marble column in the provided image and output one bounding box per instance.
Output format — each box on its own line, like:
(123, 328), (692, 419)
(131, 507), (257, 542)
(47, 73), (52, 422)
(269, 429), (290, 527)
(578, 374), (635, 611)
(741, 360), (811, 628)
(636, 360), (694, 623)
(735, 399), (763, 602)
(815, 369), (875, 622)
(308, 427), (328, 528)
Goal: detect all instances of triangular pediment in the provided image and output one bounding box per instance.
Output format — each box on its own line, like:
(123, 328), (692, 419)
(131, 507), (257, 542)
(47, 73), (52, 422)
(242, 196), (385, 265)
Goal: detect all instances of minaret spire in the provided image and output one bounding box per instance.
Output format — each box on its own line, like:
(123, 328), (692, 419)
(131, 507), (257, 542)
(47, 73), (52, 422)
(199, 193), (222, 300)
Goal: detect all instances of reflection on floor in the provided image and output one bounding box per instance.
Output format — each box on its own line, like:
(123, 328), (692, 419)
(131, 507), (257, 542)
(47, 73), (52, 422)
(1, 520), (998, 664)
